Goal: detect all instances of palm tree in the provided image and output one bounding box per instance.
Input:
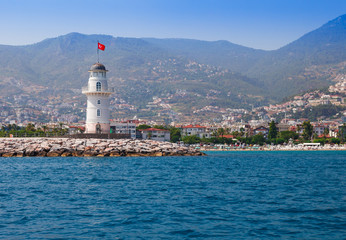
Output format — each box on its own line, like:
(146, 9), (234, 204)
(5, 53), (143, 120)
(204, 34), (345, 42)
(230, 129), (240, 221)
(232, 131), (240, 138)
(323, 127), (329, 139)
(302, 121), (313, 141)
(217, 128), (225, 138)
(240, 127), (245, 137)
(26, 123), (35, 132)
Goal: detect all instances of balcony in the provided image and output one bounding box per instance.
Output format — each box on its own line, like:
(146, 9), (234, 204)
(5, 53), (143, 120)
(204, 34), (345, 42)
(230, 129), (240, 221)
(82, 86), (114, 95)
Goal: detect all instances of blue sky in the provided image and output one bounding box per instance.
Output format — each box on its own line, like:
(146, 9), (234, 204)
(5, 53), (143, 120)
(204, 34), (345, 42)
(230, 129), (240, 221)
(1, 0), (345, 50)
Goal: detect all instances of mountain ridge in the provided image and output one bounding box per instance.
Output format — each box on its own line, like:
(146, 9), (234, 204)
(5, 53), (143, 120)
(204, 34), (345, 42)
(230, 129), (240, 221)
(0, 14), (345, 120)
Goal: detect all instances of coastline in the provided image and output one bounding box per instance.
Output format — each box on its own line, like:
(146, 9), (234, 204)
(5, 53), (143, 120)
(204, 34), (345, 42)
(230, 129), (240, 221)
(0, 138), (205, 157)
(200, 145), (346, 151)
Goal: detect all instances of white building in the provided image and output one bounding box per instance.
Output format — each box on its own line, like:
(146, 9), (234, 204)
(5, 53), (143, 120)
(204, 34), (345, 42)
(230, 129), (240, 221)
(313, 124), (326, 137)
(181, 124), (210, 138)
(110, 122), (136, 138)
(82, 63), (114, 134)
(140, 128), (170, 141)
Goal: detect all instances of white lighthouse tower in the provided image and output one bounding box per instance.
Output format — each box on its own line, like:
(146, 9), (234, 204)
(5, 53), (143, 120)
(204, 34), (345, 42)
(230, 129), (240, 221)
(82, 63), (114, 134)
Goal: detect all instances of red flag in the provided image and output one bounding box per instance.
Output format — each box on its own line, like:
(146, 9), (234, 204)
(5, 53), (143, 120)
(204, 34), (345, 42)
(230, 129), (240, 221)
(98, 42), (105, 51)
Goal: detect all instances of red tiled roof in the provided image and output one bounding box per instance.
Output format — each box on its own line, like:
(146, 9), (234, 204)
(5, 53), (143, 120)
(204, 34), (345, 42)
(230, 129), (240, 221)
(69, 126), (85, 130)
(219, 135), (234, 138)
(182, 124), (207, 129)
(318, 134), (331, 138)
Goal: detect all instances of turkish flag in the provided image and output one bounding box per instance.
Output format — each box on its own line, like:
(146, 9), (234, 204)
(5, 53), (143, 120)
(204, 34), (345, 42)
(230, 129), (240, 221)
(98, 42), (105, 51)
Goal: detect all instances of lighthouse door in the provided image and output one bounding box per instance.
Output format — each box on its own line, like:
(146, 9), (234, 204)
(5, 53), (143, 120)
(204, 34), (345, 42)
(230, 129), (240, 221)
(96, 123), (101, 134)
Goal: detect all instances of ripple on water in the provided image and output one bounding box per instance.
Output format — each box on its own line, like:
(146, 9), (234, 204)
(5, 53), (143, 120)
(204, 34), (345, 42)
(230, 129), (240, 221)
(0, 152), (344, 239)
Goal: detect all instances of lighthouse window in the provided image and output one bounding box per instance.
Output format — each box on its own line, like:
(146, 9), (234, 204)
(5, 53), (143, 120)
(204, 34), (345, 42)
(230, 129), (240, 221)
(97, 109), (101, 117)
(97, 99), (101, 104)
(96, 82), (101, 91)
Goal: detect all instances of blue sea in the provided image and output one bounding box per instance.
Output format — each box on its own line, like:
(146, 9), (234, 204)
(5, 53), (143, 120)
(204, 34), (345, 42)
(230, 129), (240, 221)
(0, 151), (345, 239)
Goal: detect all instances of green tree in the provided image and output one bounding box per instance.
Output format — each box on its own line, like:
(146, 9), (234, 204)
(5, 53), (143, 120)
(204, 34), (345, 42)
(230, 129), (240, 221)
(302, 121), (313, 141)
(239, 127), (245, 137)
(252, 133), (265, 145)
(339, 123), (346, 143)
(26, 123), (36, 132)
(137, 124), (151, 130)
(170, 127), (181, 143)
(323, 127), (329, 139)
(275, 138), (285, 145)
(8, 124), (20, 131)
(182, 135), (201, 144)
(42, 125), (47, 133)
(331, 138), (340, 144)
(279, 131), (299, 142)
(217, 128), (225, 138)
(153, 125), (167, 130)
(232, 131), (241, 138)
(268, 120), (278, 140)
(313, 138), (326, 145)
(211, 130), (218, 138)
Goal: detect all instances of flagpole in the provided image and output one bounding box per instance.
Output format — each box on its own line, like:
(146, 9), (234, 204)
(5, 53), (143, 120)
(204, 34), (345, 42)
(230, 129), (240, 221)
(97, 40), (99, 63)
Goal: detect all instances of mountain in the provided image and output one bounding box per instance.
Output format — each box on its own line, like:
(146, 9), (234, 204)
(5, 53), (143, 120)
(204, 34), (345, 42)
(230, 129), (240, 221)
(0, 33), (267, 112)
(145, 14), (346, 98)
(0, 15), (345, 121)
(247, 14), (346, 97)
(143, 38), (267, 74)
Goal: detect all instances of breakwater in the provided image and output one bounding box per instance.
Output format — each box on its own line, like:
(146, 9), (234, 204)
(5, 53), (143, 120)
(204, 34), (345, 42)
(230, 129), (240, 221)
(0, 138), (205, 157)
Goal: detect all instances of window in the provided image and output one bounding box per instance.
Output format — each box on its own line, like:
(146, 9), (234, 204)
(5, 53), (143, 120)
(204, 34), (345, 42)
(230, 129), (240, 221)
(97, 99), (101, 104)
(97, 109), (101, 117)
(96, 82), (101, 91)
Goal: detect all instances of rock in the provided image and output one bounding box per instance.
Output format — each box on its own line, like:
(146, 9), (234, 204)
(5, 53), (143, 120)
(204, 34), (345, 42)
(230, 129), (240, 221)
(109, 151), (120, 157)
(25, 149), (37, 157)
(85, 146), (93, 151)
(47, 151), (61, 157)
(36, 151), (47, 157)
(83, 151), (98, 157)
(96, 142), (109, 148)
(61, 152), (72, 157)
(16, 151), (24, 157)
(151, 152), (163, 157)
(2, 152), (15, 157)
(0, 138), (204, 157)
(72, 151), (84, 157)
(126, 153), (144, 157)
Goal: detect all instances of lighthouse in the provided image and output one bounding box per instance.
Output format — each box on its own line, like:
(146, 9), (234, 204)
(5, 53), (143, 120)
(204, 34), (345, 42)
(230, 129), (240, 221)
(82, 63), (114, 134)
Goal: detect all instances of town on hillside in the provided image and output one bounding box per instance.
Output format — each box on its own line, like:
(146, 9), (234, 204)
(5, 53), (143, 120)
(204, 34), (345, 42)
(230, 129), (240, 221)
(1, 69), (345, 148)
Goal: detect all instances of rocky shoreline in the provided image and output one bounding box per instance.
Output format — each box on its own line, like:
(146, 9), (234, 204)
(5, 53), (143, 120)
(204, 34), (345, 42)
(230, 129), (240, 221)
(0, 138), (205, 157)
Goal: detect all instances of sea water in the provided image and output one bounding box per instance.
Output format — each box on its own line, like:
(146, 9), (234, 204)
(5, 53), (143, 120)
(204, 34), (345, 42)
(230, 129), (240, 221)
(0, 151), (345, 239)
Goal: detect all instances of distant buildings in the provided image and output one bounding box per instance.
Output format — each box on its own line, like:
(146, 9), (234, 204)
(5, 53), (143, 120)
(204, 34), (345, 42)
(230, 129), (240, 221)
(110, 121), (136, 139)
(181, 124), (210, 138)
(140, 128), (170, 141)
(252, 126), (269, 138)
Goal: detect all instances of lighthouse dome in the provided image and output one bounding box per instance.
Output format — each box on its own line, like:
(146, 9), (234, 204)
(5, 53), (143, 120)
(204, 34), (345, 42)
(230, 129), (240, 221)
(90, 63), (106, 71)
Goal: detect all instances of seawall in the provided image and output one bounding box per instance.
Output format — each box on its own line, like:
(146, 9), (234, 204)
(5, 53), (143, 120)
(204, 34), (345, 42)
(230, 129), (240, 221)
(0, 138), (205, 157)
